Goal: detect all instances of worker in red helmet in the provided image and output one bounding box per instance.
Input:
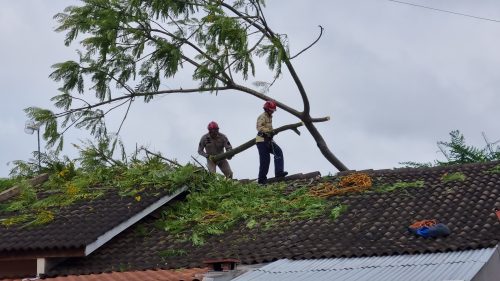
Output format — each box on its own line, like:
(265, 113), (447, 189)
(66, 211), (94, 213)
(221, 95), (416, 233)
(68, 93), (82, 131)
(198, 121), (233, 178)
(255, 101), (288, 184)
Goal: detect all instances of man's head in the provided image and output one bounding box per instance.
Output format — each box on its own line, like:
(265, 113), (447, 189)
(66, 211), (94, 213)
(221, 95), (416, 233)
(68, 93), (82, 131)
(207, 121), (219, 137)
(263, 100), (277, 114)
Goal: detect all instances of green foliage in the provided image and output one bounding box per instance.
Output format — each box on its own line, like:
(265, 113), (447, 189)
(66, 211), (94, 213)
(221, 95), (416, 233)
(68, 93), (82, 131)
(398, 161), (433, 168)
(441, 172), (466, 182)
(330, 204), (348, 220)
(9, 150), (73, 178)
(134, 225), (153, 237)
(402, 130), (500, 168)
(488, 165), (500, 174)
(3, 139), (200, 228)
(437, 130), (499, 165)
(159, 249), (187, 258)
(159, 177), (331, 245)
(0, 178), (15, 193)
(3, 180), (36, 212)
(29, 0), (292, 151)
(375, 180), (425, 193)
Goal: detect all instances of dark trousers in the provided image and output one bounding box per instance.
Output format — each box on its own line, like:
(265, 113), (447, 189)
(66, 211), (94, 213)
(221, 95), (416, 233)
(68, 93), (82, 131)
(257, 141), (284, 184)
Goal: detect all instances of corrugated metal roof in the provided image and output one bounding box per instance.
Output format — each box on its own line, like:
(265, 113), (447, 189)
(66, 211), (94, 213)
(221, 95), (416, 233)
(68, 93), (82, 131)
(232, 247), (498, 281)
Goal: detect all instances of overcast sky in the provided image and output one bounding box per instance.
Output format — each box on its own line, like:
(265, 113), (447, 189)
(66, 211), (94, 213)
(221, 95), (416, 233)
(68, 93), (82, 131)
(1, 0), (500, 179)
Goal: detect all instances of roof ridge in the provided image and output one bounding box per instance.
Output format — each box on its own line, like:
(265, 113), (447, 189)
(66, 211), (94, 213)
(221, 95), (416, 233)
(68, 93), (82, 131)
(334, 160), (500, 176)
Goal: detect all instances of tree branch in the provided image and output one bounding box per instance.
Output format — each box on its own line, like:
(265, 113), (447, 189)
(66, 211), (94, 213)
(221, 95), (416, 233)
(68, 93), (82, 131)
(54, 87), (231, 118)
(210, 122), (303, 162)
(210, 119), (326, 163)
(142, 148), (182, 167)
(229, 83), (302, 117)
(220, 1), (311, 115)
(290, 25), (323, 60)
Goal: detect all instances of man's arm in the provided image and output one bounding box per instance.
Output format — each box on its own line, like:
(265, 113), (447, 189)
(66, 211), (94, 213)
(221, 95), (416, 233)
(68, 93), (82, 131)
(198, 136), (208, 158)
(223, 135), (232, 151)
(223, 135), (233, 160)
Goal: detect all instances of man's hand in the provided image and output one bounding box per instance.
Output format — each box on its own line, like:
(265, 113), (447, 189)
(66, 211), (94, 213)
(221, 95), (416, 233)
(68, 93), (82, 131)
(264, 132), (274, 140)
(208, 155), (215, 162)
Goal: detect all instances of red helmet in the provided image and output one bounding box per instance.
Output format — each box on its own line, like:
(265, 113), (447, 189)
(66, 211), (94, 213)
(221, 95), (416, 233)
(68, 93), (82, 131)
(207, 121), (219, 130)
(263, 100), (277, 112)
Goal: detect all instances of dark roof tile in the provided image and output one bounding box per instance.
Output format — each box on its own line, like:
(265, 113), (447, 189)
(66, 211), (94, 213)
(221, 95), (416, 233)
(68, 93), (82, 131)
(19, 161), (500, 276)
(0, 187), (184, 256)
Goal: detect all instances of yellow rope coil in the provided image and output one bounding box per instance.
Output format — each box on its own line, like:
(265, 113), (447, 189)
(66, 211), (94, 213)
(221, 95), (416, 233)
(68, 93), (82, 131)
(310, 173), (372, 198)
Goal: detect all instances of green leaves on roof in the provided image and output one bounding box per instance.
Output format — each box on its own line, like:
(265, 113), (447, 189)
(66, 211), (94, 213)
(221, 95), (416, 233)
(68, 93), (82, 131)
(374, 180), (425, 193)
(159, 248), (187, 259)
(330, 204), (348, 220)
(441, 172), (466, 183)
(1, 151), (200, 228)
(158, 176), (332, 246)
(488, 165), (500, 174)
(0, 178), (15, 193)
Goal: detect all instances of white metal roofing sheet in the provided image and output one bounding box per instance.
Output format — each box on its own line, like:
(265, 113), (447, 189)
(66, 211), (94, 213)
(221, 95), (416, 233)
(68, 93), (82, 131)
(232, 247), (498, 281)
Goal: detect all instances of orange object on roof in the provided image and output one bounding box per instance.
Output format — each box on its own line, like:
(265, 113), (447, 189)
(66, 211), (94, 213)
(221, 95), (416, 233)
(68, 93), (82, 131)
(310, 173), (372, 198)
(409, 219), (438, 230)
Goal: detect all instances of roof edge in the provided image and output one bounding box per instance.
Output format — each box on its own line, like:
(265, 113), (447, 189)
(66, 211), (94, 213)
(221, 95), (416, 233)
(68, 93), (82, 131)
(84, 186), (188, 256)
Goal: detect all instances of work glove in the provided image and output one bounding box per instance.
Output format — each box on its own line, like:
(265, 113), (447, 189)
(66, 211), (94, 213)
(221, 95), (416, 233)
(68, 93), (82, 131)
(264, 132), (274, 140)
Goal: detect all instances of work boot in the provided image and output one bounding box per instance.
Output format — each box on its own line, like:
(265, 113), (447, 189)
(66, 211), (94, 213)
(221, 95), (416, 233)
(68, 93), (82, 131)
(276, 171), (288, 178)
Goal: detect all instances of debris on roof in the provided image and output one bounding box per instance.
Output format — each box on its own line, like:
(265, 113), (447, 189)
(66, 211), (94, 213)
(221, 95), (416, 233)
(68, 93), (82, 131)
(44, 161), (500, 277)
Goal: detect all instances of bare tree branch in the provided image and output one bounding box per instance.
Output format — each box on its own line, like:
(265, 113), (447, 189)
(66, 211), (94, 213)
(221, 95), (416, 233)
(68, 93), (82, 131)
(54, 87), (232, 118)
(115, 98), (133, 135)
(142, 148), (182, 167)
(290, 25), (324, 60)
(191, 155), (208, 171)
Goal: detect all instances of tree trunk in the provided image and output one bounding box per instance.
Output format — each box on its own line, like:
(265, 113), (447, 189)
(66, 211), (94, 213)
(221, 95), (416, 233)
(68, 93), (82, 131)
(302, 120), (348, 171)
(210, 122), (304, 163)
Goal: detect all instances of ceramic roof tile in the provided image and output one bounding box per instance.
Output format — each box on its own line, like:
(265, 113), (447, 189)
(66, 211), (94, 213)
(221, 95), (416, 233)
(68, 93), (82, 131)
(0, 187), (185, 256)
(20, 161), (500, 276)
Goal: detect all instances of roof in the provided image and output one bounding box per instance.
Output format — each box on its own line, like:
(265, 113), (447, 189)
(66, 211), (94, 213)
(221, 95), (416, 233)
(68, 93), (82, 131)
(231, 247), (499, 281)
(0, 185), (187, 258)
(0, 268), (207, 281)
(48, 161), (500, 277)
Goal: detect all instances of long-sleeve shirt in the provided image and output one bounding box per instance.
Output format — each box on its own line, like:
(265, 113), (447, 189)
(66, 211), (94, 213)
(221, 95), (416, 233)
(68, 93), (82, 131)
(256, 112), (273, 143)
(198, 133), (232, 158)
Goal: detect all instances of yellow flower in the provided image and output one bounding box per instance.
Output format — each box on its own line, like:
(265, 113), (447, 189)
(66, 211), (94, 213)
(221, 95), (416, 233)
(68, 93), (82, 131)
(1, 218), (16, 227)
(35, 210), (54, 225)
(135, 195), (141, 202)
(58, 168), (69, 178)
(66, 184), (79, 196)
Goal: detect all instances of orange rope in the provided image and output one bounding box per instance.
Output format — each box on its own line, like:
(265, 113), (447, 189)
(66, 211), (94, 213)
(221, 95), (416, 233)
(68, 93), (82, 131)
(310, 173), (372, 198)
(409, 219), (437, 229)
